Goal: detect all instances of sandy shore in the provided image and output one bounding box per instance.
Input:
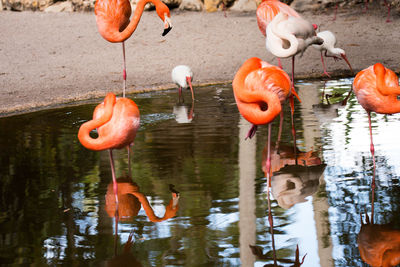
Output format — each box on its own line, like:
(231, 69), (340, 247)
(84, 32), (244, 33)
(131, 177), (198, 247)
(0, 5), (399, 117)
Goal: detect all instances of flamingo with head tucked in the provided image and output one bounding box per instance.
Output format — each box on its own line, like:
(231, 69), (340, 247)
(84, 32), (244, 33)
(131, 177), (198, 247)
(353, 63), (400, 187)
(233, 57), (292, 177)
(78, 93), (140, 215)
(95, 0), (172, 96)
(265, 12), (321, 153)
(266, 12), (323, 84)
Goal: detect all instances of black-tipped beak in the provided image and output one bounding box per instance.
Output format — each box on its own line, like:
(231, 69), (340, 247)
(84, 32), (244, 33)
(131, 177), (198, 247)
(162, 26), (172, 36)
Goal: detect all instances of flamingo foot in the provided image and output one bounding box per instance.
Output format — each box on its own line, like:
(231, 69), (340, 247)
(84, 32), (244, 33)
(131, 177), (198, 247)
(245, 124), (258, 140)
(322, 71), (331, 78)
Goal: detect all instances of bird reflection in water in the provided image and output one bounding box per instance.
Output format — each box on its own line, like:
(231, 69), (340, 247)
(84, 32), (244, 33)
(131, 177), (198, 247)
(249, 143), (323, 265)
(173, 100), (194, 124)
(105, 176), (180, 222)
(357, 169), (400, 267)
(106, 231), (143, 267)
(104, 180), (179, 266)
(263, 143), (326, 210)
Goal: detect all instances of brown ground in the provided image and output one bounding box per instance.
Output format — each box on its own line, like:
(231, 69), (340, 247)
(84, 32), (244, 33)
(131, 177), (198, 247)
(0, 4), (399, 117)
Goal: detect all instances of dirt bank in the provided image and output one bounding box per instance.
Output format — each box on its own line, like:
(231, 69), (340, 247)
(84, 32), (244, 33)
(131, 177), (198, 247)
(0, 5), (399, 117)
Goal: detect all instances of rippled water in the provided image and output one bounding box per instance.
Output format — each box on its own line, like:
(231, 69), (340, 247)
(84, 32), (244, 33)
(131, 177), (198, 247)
(0, 80), (399, 266)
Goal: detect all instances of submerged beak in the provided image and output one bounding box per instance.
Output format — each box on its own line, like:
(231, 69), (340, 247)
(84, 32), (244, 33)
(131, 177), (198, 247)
(341, 53), (353, 73)
(186, 76), (195, 101)
(162, 16), (172, 36)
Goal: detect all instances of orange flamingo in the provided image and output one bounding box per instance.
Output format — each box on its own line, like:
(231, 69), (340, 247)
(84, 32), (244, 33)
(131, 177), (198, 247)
(256, 0), (300, 38)
(353, 63), (400, 187)
(95, 0), (172, 96)
(233, 57), (292, 177)
(78, 92), (140, 214)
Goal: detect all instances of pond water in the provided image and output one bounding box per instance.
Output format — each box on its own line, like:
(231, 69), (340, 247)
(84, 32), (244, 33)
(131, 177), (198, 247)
(0, 79), (399, 266)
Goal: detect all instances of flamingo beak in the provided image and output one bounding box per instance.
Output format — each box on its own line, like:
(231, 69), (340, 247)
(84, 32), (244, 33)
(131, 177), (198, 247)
(186, 76), (195, 101)
(341, 53), (353, 73)
(162, 16), (172, 36)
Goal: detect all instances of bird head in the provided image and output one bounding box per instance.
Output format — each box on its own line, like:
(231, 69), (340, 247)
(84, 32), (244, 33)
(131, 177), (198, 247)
(155, 3), (172, 36)
(162, 15), (172, 36)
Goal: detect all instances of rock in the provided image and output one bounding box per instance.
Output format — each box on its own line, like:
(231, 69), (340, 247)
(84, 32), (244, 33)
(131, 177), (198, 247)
(290, 0), (325, 12)
(44, 1), (73, 12)
(204, 0), (220, 12)
(179, 0), (203, 11)
(230, 0), (257, 11)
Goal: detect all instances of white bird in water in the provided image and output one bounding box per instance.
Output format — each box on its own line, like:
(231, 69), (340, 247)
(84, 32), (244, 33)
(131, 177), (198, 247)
(312, 30), (353, 78)
(171, 65), (194, 101)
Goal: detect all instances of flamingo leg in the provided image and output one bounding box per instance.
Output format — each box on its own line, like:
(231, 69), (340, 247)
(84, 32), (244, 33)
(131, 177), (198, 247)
(108, 149), (119, 218)
(122, 42), (127, 98)
(275, 111), (284, 150)
(332, 2), (338, 21)
(364, 0), (368, 12)
(320, 51), (331, 78)
(265, 123), (277, 265)
(290, 57), (298, 163)
(127, 144), (133, 177)
(385, 0), (392, 22)
(277, 58), (283, 69)
(367, 111), (376, 196)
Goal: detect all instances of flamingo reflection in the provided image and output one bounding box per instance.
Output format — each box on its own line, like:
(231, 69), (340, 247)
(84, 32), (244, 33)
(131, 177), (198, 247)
(261, 143), (325, 209)
(106, 231), (143, 267)
(249, 144), (309, 265)
(105, 176), (180, 222)
(357, 173), (400, 267)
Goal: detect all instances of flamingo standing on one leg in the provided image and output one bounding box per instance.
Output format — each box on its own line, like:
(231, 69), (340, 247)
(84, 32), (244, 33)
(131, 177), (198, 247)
(266, 12), (323, 87)
(95, 0), (172, 97)
(78, 93), (140, 216)
(266, 12), (322, 153)
(171, 65), (195, 102)
(352, 63), (400, 188)
(232, 57), (292, 175)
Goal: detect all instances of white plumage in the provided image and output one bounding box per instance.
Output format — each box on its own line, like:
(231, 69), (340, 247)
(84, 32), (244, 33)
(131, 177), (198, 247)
(312, 30), (353, 77)
(171, 65), (195, 101)
(266, 12), (323, 59)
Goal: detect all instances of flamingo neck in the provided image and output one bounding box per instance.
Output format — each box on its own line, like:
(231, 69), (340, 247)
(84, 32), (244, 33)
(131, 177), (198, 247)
(129, 192), (179, 222)
(266, 13), (299, 58)
(78, 93), (116, 151)
(97, 0), (167, 43)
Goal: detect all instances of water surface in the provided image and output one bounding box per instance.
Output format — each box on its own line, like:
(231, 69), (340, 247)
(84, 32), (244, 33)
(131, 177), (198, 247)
(0, 80), (399, 266)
